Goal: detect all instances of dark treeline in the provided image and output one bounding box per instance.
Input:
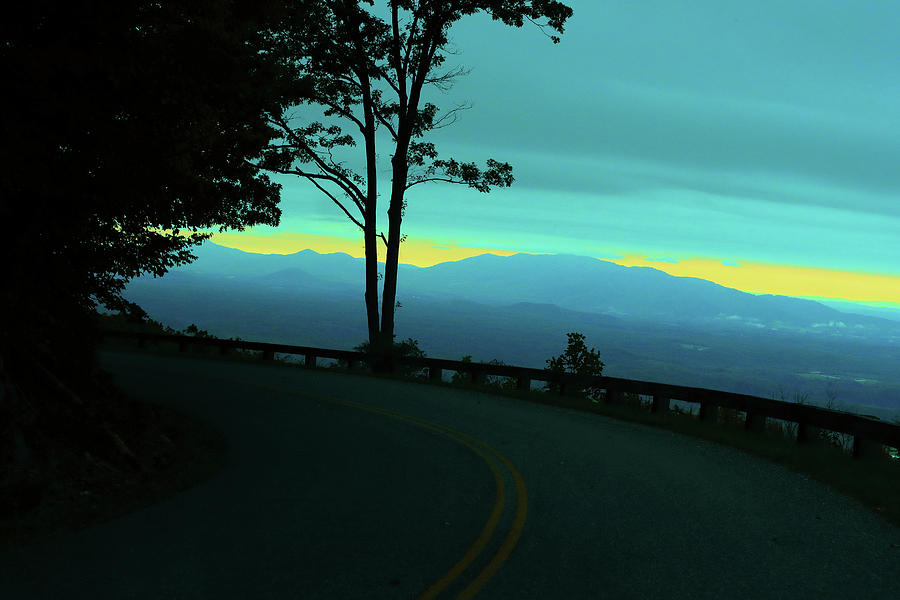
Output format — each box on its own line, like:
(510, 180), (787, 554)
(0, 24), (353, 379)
(0, 0), (299, 514)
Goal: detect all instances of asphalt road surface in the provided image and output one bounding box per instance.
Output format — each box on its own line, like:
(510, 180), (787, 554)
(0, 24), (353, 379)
(2, 351), (898, 599)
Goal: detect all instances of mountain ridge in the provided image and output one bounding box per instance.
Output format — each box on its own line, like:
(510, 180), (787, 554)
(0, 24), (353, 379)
(161, 241), (899, 338)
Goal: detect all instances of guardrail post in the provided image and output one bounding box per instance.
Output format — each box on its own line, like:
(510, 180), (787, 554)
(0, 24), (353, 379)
(305, 354), (316, 368)
(428, 366), (441, 381)
(262, 350), (274, 361)
(517, 376), (530, 391)
(605, 387), (622, 404)
(471, 369), (485, 386)
(559, 376), (582, 397)
(745, 412), (766, 432)
(699, 403), (718, 423)
(219, 344), (231, 356)
(651, 395), (668, 413)
(797, 423), (823, 444)
(852, 436), (884, 460)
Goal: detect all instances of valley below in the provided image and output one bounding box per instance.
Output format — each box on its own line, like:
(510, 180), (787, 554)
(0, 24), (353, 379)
(119, 243), (900, 422)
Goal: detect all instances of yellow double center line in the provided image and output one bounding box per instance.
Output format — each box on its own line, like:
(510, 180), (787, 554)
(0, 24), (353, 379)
(230, 377), (528, 599)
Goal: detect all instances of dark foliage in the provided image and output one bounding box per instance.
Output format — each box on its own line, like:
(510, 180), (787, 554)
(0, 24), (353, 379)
(545, 332), (604, 398)
(352, 336), (427, 376)
(0, 0), (299, 513)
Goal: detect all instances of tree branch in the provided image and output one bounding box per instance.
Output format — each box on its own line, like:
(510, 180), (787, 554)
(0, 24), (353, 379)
(266, 114), (367, 206)
(401, 7), (420, 78)
(372, 104), (398, 140)
(306, 176), (365, 230)
(392, 2), (409, 116)
(375, 67), (401, 95)
(430, 102), (471, 130)
(424, 64), (472, 91)
(252, 158), (365, 216)
(405, 176), (468, 190)
(335, 72), (362, 91)
(321, 97), (365, 133)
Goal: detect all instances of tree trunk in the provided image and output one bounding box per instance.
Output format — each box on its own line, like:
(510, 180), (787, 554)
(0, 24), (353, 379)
(363, 223), (379, 344)
(360, 74), (381, 357)
(380, 203), (402, 343)
(381, 146), (409, 353)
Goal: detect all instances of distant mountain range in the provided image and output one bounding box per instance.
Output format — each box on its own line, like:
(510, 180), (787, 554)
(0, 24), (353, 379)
(122, 241), (900, 420)
(170, 242), (900, 340)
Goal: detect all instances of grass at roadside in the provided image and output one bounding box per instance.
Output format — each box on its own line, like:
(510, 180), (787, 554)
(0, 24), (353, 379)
(98, 328), (900, 530)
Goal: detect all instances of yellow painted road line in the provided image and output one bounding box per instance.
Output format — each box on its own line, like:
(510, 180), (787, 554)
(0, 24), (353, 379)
(455, 446), (528, 600)
(228, 377), (528, 599)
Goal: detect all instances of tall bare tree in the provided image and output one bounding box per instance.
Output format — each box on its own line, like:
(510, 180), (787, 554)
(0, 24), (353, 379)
(260, 0), (572, 368)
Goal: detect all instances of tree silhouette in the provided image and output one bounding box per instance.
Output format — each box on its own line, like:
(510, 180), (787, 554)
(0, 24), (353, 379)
(0, 0), (298, 512)
(545, 332), (604, 397)
(259, 0), (572, 369)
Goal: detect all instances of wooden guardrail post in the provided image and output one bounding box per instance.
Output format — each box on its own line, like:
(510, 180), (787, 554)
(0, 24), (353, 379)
(559, 375), (581, 397)
(517, 376), (530, 391)
(797, 423), (823, 444)
(745, 412), (766, 432)
(651, 395), (668, 413)
(471, 369), (485, 386)
(428, 366), (441, 381)
(852, 436), (884, 460)
(305, 354), (316, 368)
(699, 403), (718, 423)
(605, 386), (622, 404)
(262, 350), (274, 361)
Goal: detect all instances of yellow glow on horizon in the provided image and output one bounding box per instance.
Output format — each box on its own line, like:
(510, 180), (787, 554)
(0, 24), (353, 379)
(206, 231), (900, 307)
(604, 255), (900, 306)
(209, 231), (523, 266)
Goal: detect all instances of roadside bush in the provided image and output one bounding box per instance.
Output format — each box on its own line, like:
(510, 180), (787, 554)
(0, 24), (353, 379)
(181, 324), (212, 338)
(624, 392), (652, 410)
(451, 356), (517, 390)
(450, 355), (475, 384)
(484, 359), (519, 390)
(545, 332), (604, 399)
(352, 337), (427, 377)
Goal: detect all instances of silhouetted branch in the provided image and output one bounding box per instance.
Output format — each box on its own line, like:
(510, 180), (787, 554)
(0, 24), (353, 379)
(265, 114), (367, 205)
(424, 64), (471, 91)
(372, 104), (398, 139)
(405, 176), (465, 190)
(430, 102), (471, 129)
(307, 177), (365, 230)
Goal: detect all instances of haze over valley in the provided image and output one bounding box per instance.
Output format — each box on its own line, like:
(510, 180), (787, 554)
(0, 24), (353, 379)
(121, 242), (900, 422)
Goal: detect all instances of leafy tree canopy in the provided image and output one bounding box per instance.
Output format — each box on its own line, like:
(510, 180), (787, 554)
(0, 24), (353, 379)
(546, 332), (605, 377)
(1, 0), (298, 379)
(0, 0), (302, 511)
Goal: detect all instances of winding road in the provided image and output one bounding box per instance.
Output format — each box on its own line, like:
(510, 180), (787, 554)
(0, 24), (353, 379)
(2, 351), (898, 598)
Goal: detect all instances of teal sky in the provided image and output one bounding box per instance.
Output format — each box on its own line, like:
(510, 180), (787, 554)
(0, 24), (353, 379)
(261, 0), (900, 281)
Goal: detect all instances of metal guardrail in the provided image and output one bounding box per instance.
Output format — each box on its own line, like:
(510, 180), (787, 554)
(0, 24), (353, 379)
(100, 330), (900, 459)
